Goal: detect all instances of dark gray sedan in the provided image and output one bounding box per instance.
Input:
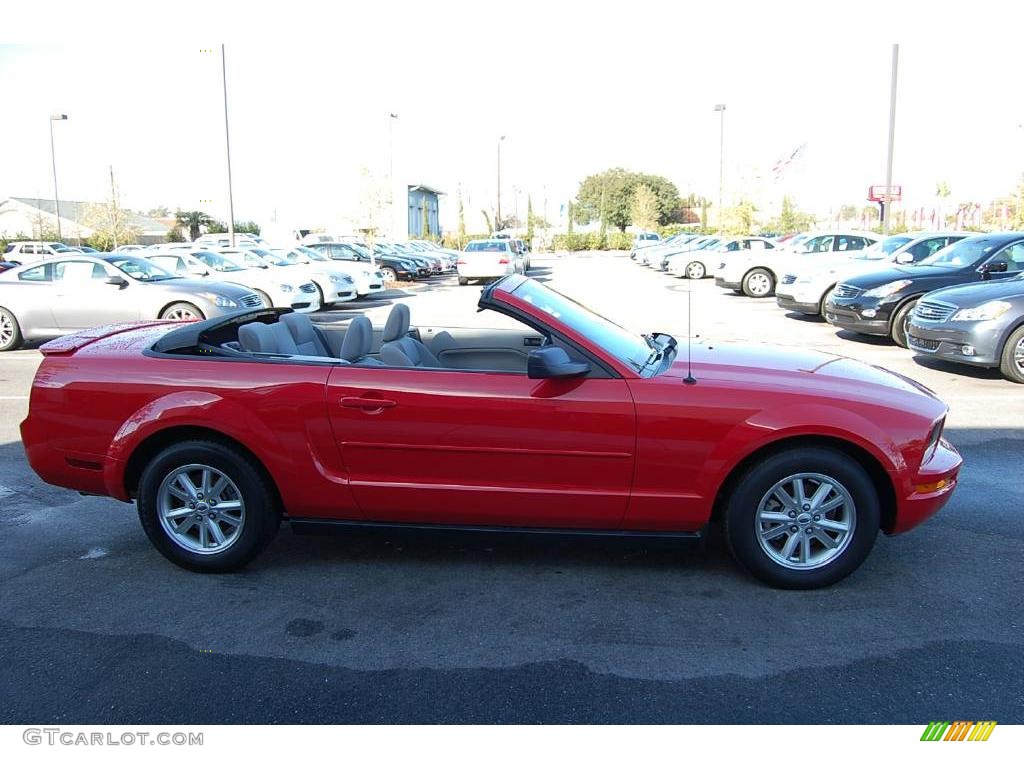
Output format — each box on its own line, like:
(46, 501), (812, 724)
(0, 254), (263, 351)
(907, 272), (1024, 383)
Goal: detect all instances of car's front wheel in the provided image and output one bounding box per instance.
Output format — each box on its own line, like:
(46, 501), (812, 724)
(380, 266), (398, 283)
(723, 446), (880, 589)
(685, 260), (707, 280)
(999, 325), (1024, 384)
(742, 268), (775, 298)
(890, 299), (918, 348)
(160, 302), (206, 321)
(137, 440), (281, 572)
(0, 307), (23, 352)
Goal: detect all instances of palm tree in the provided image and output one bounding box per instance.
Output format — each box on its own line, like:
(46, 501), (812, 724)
(175, 210), (216, 242)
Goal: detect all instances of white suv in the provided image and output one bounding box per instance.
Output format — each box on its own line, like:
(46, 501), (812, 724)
(2, 241), (76, 264)
(715, 231), (879, 298)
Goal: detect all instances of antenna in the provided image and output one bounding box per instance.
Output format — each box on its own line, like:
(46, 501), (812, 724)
(683, 278), (697, 385)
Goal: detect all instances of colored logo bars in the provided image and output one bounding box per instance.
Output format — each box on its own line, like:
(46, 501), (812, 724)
(920, 721), (997, 742)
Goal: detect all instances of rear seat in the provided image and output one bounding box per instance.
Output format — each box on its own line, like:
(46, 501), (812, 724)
(239, 314), (379, 364)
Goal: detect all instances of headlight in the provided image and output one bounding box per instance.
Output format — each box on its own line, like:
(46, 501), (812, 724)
(951, 300), (1012, 322)
(328, 274), (353, 284)
(201, 293), (237, 308)
(279, 284), (295, 293)
(863, 279), (912, 298)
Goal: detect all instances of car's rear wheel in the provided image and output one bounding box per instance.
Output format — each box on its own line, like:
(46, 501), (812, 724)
(458, 277), (469, 285)
(0, 307), (23, 352)
(890, 299), (918, 348)
(999, 325), (1024, 384)
(137, 440), (281, 572)
(380, 266), (398, 283)
(161, 302), (205, 322)
(742, 268), (775, 298)
(723, 446), (880, 589)
(685, 260), (706, 280)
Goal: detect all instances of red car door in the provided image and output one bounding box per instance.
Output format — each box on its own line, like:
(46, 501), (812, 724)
(325, 366), (636, 528)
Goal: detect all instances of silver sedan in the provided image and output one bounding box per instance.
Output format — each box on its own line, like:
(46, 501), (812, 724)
(0, 254), (263, 351)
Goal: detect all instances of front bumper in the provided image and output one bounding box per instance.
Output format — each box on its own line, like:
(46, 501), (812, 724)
(775, 294), (821, 314)
(824, 297), (894, 335)
(906, 320), (1003, 367)
(322, 286), (357, 305)
(715, 276), (742, 290)
(890, 438), (962, 534)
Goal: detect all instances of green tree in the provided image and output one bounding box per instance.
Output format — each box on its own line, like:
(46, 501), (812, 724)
(700, 199), (709, 229)
(721, 200), (759, 234)
(175, 210), (216, 241)
(481, 209), (493, 233)
(630, 185), (660, 231)
(165, 227), (186, 243)
(838, 204), (858, 221)
(770, 196), (816, 234)
(146, 206), (170, 218)
(526, 196), (535, 244)
(83, 202), (140, 251)
(457, 187), (466, 248)
(574, 168), (682, 231)
(566, 201), (574, 234)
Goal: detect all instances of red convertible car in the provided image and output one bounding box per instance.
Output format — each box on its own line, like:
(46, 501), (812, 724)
(21, 275), (961, 588)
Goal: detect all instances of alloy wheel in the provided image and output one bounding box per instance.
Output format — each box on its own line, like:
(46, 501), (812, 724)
(754, 472), (856, 570)
(686, 261), (706, 280)
(166, 306), (200, 321)
(0, 313), (13, 348)
(1016, 338), (1024, 375)
(157, 464), (246, 555)
(746, 272), (772, 297)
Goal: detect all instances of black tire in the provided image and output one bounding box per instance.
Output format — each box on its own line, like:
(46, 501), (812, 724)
(890, 298), (918, 348)
(999, 324), (1024, 384)
(160, 302), (206, 322)
(253, 290), (273, 308)
(819, 285), (836, 318)
(380, 266), (398, 283)
(458, 277), (469, 285)
(312, 282), (327, 309)
(137, 440), (281, 573)
(685, 260), (707, 280)
(0, 307), (23, 352)
(723, 446), (881, 589)
(742, 268), (775, 298)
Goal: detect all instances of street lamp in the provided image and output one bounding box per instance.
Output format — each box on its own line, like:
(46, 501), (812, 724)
(49, 113), (68, 241)
(713, 104), (726, 227)
(221, 45), (236, 248)
(496, 135), (506, 230)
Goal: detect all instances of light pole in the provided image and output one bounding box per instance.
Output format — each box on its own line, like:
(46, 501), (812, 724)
(388, 112), (399, 253)
(221, 45), (236, 248)
(713, 104), (726, 228)
(496, 135), (506, 230)
(882, 44), (899, 235)
(49, 113), (68, 241)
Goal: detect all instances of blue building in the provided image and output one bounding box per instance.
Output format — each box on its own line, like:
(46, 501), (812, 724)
(407, 184), (444, 238)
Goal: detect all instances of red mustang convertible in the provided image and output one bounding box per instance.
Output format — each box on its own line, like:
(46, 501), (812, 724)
(21, 275), (961, 588)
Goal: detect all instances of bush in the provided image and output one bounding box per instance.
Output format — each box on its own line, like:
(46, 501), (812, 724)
(442, 232), (490, 249)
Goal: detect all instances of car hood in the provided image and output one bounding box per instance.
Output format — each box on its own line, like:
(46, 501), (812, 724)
(842, 264), (968, 288)
(664, 341), (942, 405)
(922, 276), (1024, 306)
(144, 278), (254, 298)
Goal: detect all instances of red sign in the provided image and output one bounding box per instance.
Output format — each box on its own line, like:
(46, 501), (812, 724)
(868, 185), (902, 202)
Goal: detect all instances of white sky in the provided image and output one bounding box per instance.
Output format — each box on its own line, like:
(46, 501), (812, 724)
(2, 1), (1023, 233)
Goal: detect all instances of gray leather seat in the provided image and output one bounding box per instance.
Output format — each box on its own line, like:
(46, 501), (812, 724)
(281, 313), (331, 357)
(340, 316), (382, 365)
(379, 303), (442, 367)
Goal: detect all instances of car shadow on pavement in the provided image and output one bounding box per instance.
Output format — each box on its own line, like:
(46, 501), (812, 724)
(782, 312), (825, 323)
(910, 354), (1007, 380)
(834, 330), (894, 346)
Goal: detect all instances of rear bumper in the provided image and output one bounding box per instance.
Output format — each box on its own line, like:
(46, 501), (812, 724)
(20, 415), (129, 501)
(775, 295), (821, 314)
(889, 438), (962, 534)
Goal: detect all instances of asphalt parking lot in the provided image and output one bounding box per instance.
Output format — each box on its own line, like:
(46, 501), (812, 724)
(1, 253), (1022, 724)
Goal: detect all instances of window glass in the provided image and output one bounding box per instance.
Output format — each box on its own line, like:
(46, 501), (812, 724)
(148, 255), (184, 273)
(799, 236), (833, 253)
(465, 241), (506, 252)
(106, 256), (175, 280)
(919, 237), (1002, 268)
(18, 264), (49, 281)
(195, 251), (244, 272)
(999, 242), (1024, 270)
(53, 260), (106, 281)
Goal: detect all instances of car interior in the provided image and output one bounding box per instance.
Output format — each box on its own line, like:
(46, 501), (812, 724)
(153, 302), (590, 375)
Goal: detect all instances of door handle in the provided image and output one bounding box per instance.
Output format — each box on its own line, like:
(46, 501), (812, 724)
(340, 396), (397, 411)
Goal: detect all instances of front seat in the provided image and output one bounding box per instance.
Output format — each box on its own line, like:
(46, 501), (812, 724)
(379, 303), (442, 367)
(340, 316), (382, 365)
(281, 313), (331, 357)
(238, 321), (293, 354)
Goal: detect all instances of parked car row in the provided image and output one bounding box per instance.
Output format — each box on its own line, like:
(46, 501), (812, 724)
(702, 229), (1024, 384)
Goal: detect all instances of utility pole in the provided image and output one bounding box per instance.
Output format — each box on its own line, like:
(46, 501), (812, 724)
(496, 135), (506, 230)
(49, 113), (68, 241)
(109, 165), (120, 250)
(714, 104), (726, 228)
(221, 44), (236, 248)
(883, 44), (899, 235)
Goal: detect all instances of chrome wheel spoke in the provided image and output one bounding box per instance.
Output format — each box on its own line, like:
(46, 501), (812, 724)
(176, 473), (199, 499)
(755, 472), (856, 571)
(215, 500), (241, 513)
(209, 475), (230, 500)
(206, 518), (226, 545)
(158, 464), (245, 555)
(163, 506), (191, 521)
(200, 468), (212, 496)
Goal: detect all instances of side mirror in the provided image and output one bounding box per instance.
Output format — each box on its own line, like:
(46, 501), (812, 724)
(190, 267), (210, 277)
(106, 275), (129, 288)
(981, 261), (1008, 274)
(527, 346), (590, 379)
(895, 252), (914, 264)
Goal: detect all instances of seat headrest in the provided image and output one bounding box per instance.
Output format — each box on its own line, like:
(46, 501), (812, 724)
(238, 322), (274, 353)
(281, 312), (329, 357)
(340, 316), (373, 361)
(382, 303), (410, 342)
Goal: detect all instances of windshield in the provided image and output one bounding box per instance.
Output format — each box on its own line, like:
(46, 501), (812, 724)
(856, 235), (913, 260)
(918, 237), (1000, 268)
(512, 280), (654, 373)
(50, 243), (73, 252)
(106, 256), (176, 281)
(249, 248), (289, 267)
(694, 238), (720, 250)
(297, 246), (329, 262)
(466, 241), (509, 252)
(192, 250), (244, 272)
(271, 249), (305, 265)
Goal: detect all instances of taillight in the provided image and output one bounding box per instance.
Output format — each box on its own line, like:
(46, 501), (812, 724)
(457, 259), (466, 265)
(499, 258), (509, 264)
